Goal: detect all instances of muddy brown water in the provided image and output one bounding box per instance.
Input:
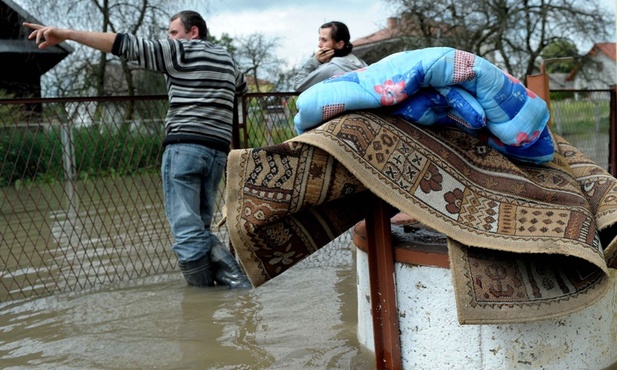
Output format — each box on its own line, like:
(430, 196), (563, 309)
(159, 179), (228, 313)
(0, 175), (374, 369)
(0, 235), (375, 369)
(2, 157), (616, 369)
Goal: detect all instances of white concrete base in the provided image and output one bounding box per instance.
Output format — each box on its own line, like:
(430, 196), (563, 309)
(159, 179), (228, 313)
(356, 248), (617, 370)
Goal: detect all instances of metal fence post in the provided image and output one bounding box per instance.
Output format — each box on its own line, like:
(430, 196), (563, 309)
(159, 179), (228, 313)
(60, 107), (78, 218)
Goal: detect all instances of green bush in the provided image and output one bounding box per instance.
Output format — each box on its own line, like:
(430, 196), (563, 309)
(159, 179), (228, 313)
(0, 124), (163, 187)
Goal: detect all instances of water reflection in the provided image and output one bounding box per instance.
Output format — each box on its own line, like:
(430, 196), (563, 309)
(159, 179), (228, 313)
(1, 172), (373, 368)
(0, 234), (374, 369)
(1, 174), (175, 301)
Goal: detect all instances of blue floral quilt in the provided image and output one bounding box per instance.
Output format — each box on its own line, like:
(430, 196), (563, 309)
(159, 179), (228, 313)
(293, 47), (554, 164)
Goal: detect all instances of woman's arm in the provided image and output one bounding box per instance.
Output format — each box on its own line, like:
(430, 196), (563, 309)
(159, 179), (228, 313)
(293, 59), (346, 92)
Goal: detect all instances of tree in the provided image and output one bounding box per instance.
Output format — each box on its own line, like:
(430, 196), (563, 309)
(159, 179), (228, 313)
(17, 0), (178, 97)
(233, 33), (286, 92)
(209, 33), (237, 58)
(382, 0), (614, 81)
(540, 39), (579, 73)
(210, 32), (295, 92)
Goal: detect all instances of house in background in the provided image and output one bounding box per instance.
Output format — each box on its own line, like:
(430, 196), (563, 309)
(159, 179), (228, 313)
(352, 17), (409, 65)
(0, 0), (72, 99)
(545, 72), (573, 90)
(567, 42), (616, 90)
(245, 75), (275, 93)
(353, 16), (615, 93)
(352, 15), (495, 66)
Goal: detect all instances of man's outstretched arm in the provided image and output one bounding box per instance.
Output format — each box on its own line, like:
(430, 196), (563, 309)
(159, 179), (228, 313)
(23, 22), (116, 53)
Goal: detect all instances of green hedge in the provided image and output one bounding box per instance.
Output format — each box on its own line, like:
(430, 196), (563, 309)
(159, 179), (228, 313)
(0, 125), (163, 187)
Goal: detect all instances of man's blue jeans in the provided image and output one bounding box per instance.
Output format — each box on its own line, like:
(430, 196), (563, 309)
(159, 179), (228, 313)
(162, 143), (226, 263)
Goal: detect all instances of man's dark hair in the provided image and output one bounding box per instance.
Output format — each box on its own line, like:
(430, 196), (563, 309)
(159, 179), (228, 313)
(320, 21), (353, 56)
(171, 10), (208, 40)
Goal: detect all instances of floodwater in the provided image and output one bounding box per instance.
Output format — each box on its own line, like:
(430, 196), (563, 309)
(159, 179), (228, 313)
(3, 170), (616, 370)
(0, 233), (374, 370)
(0, 175), (374, 369)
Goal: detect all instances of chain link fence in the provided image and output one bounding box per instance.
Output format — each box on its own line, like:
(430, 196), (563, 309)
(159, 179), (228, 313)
(550, 90), (613, 170)
(0, 90), (613, 302)
(0, 93), (300, 302)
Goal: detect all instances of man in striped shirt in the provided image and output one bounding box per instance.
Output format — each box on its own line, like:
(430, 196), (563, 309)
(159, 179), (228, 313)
(24, 10), (251, 289)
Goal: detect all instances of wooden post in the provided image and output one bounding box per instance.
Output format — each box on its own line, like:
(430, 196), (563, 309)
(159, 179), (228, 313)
(526, 62), (552, 128)
(231, 96), (246, 150)
(364, 197), (402, 369)
(610, 85), (617, 177)
(527, 57), (574, 129)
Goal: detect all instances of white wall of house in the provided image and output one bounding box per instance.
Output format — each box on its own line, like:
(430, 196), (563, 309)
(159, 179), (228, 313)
(573, 51), (617, 90)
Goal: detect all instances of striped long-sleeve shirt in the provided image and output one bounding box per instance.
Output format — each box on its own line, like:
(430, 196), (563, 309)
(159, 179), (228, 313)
(111, 33), (247, 152)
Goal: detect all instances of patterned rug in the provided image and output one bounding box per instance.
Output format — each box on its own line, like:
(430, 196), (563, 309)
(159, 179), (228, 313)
(225, 111), (617, 324)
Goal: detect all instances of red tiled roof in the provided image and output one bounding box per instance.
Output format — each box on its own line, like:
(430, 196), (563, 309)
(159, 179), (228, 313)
(590, 42), (616, 61)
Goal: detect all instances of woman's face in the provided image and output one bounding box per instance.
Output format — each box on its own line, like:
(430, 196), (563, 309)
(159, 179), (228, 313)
(318, 27), (344, 50)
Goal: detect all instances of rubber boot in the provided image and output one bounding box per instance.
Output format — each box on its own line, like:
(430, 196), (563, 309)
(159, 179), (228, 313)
(210, 241), (252, 289)
(178, 254), (215, 287)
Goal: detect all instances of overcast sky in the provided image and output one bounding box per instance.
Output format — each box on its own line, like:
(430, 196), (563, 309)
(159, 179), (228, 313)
(198, 0), (393, 69)
(197, 0), (616, 70)
(15, 0), (616, 71)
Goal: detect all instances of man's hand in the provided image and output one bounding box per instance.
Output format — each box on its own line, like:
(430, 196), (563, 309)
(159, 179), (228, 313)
(23, 22), (68, 49)
(23, 22), (116, 53)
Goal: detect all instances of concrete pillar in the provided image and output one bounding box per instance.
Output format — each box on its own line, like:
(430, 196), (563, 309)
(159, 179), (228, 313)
(355, 239), (617, 370)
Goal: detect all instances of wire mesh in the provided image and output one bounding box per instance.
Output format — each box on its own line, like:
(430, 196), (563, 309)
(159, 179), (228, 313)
(239, 93), (300, 147)
(0, 90), (613, 302)
(550, 90), (611, 169)
(0, 96), (173, 301)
